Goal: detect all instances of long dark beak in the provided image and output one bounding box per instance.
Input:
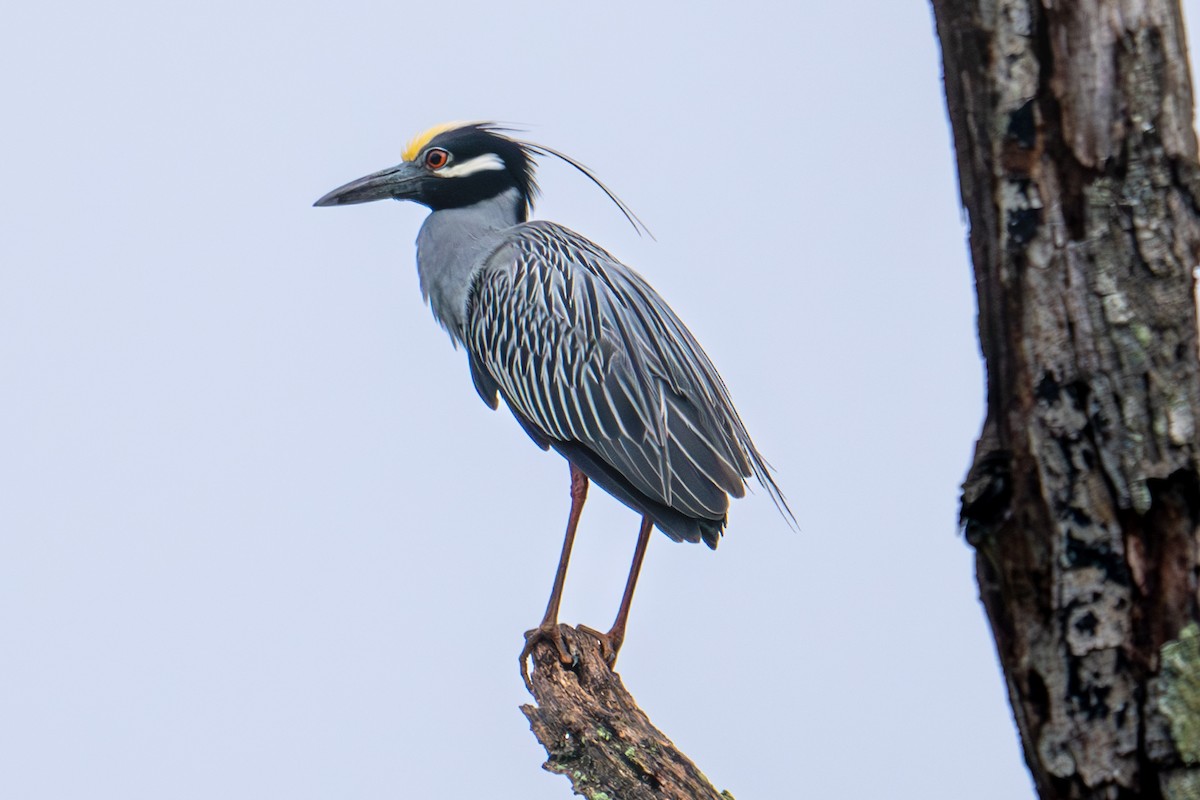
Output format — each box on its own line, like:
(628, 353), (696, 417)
(313, 161), (423, 207)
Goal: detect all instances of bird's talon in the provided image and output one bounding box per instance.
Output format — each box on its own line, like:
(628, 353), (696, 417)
(520, 622), (576, 690)
(578, 624), (621, 668)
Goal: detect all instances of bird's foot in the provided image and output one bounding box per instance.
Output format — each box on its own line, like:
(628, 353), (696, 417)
(577, 624), (622, 668)
(520, 622), (576, 692)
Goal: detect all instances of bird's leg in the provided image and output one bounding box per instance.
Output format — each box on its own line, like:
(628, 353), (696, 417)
(580, 514), (653, 668)
(520, 463), (588, 689)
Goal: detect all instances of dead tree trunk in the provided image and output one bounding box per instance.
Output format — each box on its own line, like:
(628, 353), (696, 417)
(932, 0), (1200, 797)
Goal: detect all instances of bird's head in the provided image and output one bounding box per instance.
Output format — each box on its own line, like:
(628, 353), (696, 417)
(314, 121), (650, 235)
(314, 122), (539, 219)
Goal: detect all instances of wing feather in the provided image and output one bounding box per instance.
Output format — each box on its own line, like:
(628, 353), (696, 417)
(465, 221), (790, 527)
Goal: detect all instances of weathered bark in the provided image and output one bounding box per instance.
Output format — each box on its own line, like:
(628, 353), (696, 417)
(522, 625), (731, 799)
(933, 0), (1200, 797)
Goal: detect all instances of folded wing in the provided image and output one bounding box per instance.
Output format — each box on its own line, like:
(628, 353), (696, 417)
(465, 221), (789, 545)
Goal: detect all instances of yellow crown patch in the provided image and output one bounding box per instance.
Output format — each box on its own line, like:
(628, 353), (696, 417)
(402, 121), (473, 162)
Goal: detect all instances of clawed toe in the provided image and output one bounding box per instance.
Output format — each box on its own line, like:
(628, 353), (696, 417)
(520, 622), (576, 690)
(577, 624), (622, 668)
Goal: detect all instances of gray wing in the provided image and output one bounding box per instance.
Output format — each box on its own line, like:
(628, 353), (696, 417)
(464, 221), (789, 525)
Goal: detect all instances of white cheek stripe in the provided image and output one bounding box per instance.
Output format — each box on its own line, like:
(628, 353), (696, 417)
(438, 153), (506, 178)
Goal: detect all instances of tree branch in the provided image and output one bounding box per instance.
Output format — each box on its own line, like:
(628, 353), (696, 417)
(521, 625), (731, 800)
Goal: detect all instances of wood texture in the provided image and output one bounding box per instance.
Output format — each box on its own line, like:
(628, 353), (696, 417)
(932, 0), (1200, 797)
(521, 625), (731, 800)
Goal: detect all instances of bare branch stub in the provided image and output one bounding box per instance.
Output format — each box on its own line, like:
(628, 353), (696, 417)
(521, 625), (730, 800)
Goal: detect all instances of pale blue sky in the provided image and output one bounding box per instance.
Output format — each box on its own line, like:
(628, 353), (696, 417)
(3, 2), (1196, 798)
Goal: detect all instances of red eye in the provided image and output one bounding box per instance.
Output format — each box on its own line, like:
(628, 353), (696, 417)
(425, 148), (449, 170)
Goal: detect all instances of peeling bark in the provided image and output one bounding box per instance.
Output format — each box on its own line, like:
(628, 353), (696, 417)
(933, 0), (1200, 797)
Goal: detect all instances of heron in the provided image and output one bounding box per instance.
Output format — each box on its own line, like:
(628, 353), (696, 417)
(315, 123), (792, 686)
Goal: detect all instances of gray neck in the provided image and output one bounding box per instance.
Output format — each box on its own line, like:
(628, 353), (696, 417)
(415, 188), (523, 343)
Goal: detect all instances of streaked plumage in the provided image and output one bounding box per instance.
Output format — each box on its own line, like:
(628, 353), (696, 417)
(315, 122), (792, 678)
(467, 220), (783, 547)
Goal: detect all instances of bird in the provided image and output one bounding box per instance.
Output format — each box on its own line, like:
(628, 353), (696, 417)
(314, 122), (792, 686)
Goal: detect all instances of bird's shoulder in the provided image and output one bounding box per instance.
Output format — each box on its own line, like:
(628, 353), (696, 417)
(480, 221), (632, 286)
(468, 220), (705, 392)
(467, 221), (635, 355)
(467, 224), (618, 374)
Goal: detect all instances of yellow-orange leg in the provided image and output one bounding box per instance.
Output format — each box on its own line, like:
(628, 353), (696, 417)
(520, 463), (588, 690)
(580, 514), (654, 667)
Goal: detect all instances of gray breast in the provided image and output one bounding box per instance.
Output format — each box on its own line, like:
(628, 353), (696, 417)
(414, 189), (523, 343)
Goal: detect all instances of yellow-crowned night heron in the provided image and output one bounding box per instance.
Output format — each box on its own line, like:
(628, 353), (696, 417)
(315, 123), (791, 684)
